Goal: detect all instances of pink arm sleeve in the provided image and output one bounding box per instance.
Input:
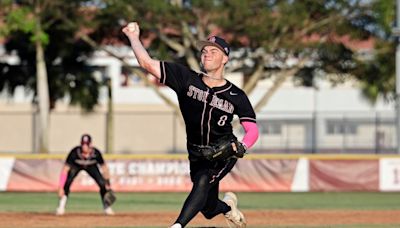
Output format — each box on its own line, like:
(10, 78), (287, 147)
(241, 121), (259, 149)
(59, 172), (67, 187)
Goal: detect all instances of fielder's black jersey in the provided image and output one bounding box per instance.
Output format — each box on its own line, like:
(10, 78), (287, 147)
(160, 61), (256, 146)
(65, 146), (104, 168)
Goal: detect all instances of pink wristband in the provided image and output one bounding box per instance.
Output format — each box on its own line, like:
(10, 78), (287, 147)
(59, 172), (67, 187)
(241, 121), (259, 149)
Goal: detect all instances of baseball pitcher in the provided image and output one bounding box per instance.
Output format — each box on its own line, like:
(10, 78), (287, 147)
(122, 22), (259, 228)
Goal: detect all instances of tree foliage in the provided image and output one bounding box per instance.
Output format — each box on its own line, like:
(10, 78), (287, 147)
(92, 0), (394, 108)
(352, 0), (395, 103)
(0, 0), (102, 111)
(0, 0), (396, 110)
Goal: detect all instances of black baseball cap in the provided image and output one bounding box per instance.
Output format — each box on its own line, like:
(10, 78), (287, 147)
(197, 36), (230, 56)
(81, 134), (92, 145)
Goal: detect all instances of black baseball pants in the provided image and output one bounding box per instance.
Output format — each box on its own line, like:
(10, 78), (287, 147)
(174, 157), (237, 227)
(63, 165), (107, 206)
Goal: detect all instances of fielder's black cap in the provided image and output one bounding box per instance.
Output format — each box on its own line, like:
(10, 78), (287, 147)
(81, 134), (92, 145)
(197, 36), (230, 56)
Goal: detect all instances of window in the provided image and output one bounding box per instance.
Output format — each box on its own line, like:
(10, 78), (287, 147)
(259, 121), (282, 135)
(326, 120), (357, 135)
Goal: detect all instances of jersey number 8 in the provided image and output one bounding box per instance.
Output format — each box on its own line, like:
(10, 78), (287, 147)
(217, 115), (228, 126)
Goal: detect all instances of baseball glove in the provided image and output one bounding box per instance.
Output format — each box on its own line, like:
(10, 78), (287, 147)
(104, 190), (116, 206)
(200, 138), (247, 161)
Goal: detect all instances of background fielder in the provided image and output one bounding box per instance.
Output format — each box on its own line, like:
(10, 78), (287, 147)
(56, 134), (115, 215)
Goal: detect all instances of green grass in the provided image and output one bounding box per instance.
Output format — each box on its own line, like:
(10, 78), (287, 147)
(1, 192), (400, 213)
(2, 192), (400, 227)
(239, 192), (400, 210)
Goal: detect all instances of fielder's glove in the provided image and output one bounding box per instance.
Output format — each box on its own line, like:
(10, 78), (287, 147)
(200, 138), (247, 161)
(233, 141), (247, 158)
(104, 189), (117, 207)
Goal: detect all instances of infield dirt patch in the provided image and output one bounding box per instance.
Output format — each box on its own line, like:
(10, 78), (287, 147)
(2, 210), (400, 227)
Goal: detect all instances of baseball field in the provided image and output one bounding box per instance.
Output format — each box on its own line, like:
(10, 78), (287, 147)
(1, 192), (400, 228)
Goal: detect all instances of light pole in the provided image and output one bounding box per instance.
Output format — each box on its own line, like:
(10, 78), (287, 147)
(395, 0), (400, 153)
(312, 82), (318, 154)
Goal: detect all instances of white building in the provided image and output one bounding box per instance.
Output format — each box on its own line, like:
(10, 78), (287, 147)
(0, 45), (395, 154)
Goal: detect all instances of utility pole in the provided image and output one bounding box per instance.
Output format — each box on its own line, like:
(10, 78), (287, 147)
(105, 77), (113, 154)
(395, 0), (400, 153)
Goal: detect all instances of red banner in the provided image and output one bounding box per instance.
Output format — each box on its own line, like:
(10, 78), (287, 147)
(221, 159), (299, 191)
(0, 156), (390, 192)
(4, 158), (301, 192)
(7, 159), (62, 191)
(309, 160), (379, 191)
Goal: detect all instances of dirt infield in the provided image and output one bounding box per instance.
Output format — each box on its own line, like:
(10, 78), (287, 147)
(2, 210), (400, 227)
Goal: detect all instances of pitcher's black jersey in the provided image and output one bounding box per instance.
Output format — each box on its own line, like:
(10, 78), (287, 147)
(65, 146), (104, 168)
(160, 61), (256, 146)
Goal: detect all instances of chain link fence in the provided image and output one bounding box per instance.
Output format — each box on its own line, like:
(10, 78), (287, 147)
(0, 110), (396, 154)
